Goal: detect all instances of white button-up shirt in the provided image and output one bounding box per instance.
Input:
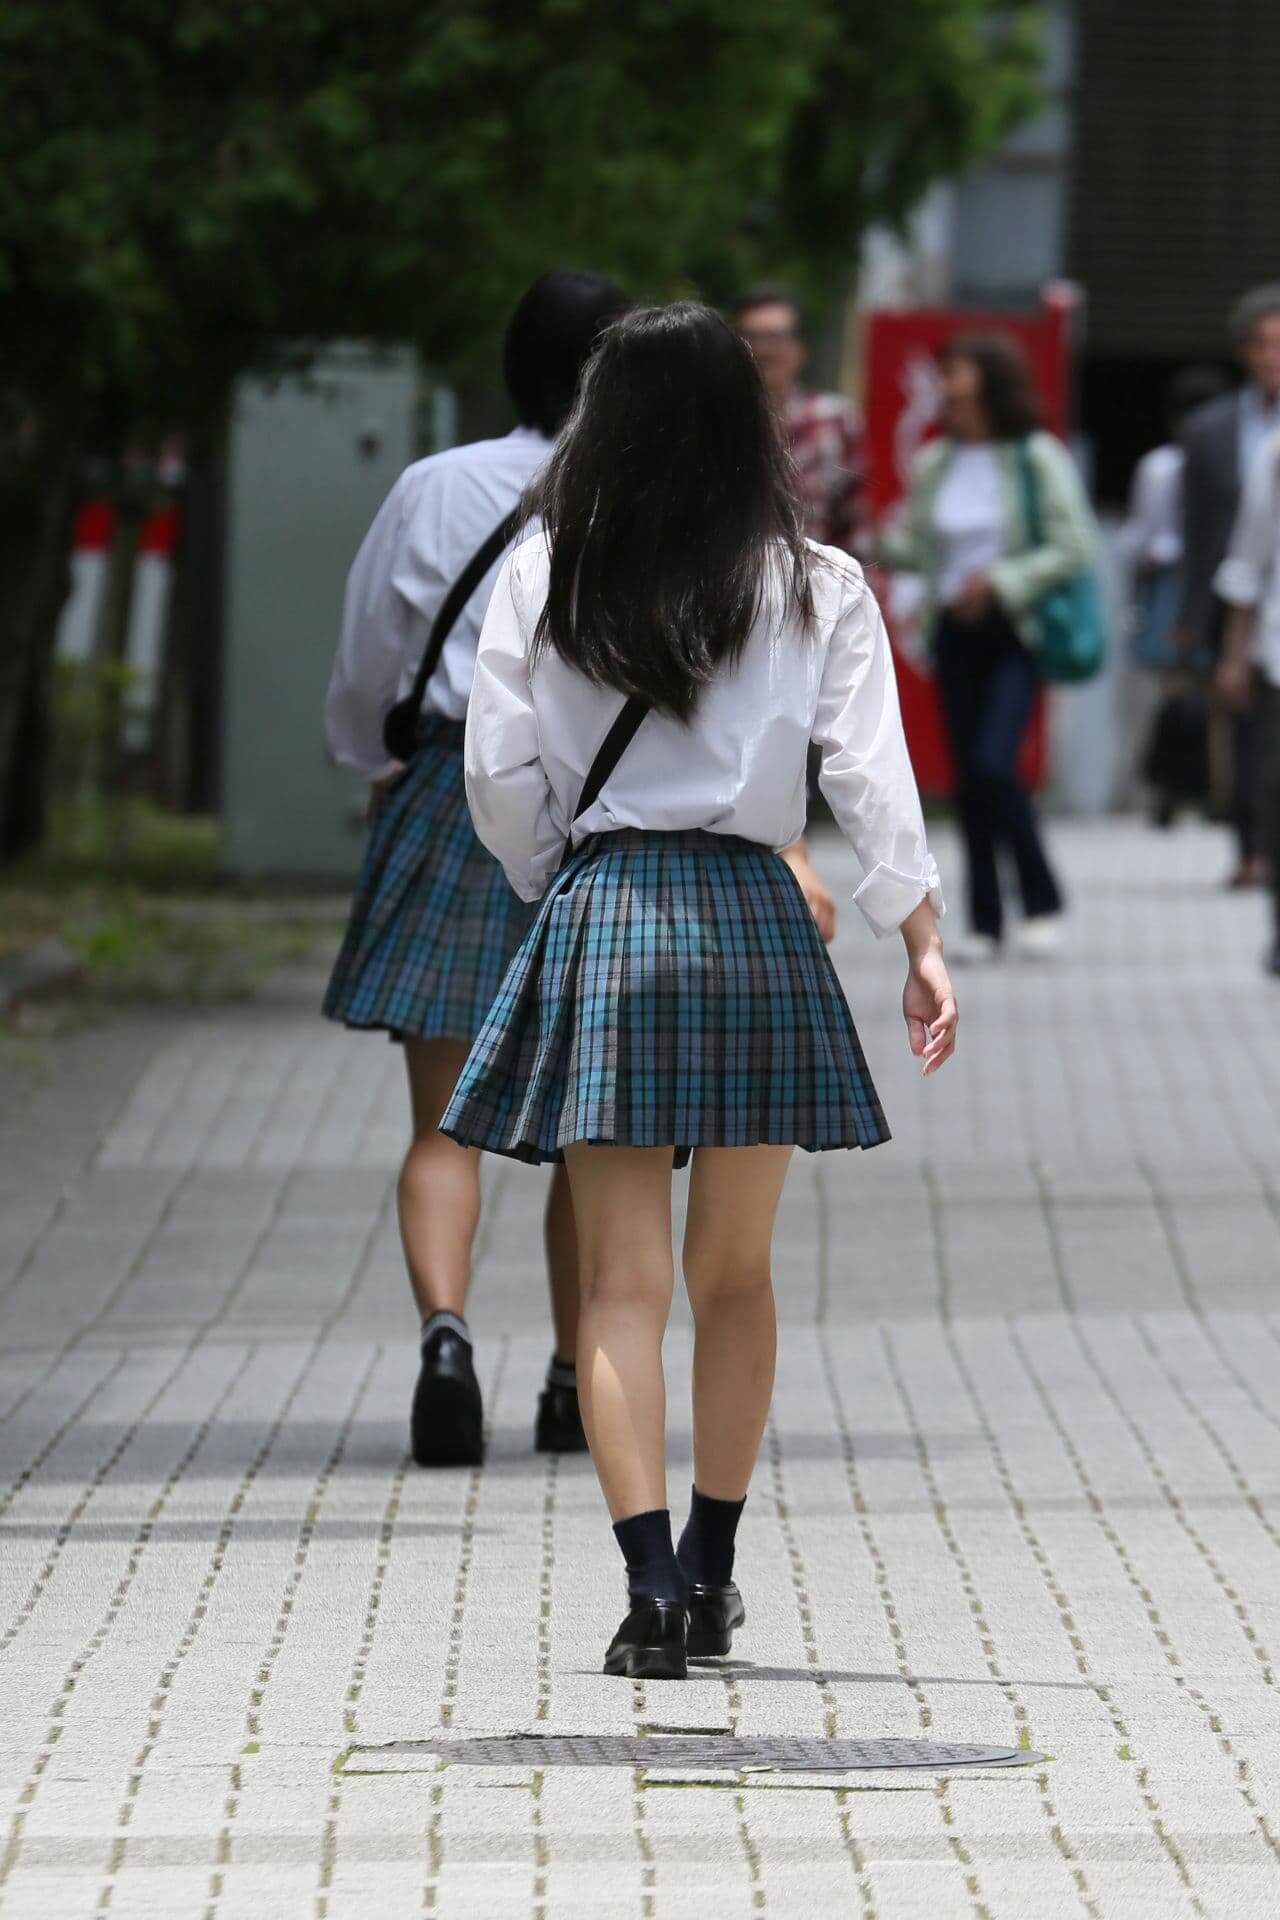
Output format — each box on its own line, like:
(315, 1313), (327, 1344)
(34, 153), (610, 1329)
(464, 534), (944, 937)
(324, 427), (552, 776)
(1239, 387), (1280, 487)
(1120, 443), (1184, 569)
(1215, 426), (1280, 688)
(933, 445), (1006, 606)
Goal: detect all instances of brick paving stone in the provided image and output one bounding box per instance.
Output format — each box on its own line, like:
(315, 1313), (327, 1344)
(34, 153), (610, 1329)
(1, 818), (1279, 1917)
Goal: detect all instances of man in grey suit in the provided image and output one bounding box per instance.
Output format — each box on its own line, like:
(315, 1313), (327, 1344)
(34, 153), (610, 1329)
(1179, 285), (1280, 885)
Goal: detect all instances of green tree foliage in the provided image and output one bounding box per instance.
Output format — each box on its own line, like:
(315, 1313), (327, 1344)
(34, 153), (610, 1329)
(0, 0), (1041, 850)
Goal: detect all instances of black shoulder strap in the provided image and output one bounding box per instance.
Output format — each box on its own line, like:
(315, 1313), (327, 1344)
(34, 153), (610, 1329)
(558, 694), (647, 870)
(382, 505), (522, 760)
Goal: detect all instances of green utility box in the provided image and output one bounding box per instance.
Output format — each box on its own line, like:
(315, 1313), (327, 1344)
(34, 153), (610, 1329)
(221, 344), (433, 880)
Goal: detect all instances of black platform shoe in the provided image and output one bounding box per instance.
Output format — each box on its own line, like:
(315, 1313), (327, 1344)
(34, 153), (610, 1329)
(410, 1328), (484, 1468)
(603, 1599), (688, 1680)
(534, 1379), (589, 1454)
(685, 1582), (746, 1658)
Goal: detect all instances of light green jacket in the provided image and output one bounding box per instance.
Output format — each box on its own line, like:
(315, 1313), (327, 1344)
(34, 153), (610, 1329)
(878, 431), (1099, 648)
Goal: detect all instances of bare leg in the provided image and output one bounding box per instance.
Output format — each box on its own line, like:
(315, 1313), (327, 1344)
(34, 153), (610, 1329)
(398, 1037), (481, 1319)
(563, 1143), (675, 1519)
(543, 1164), (579, 1364)
(682, 1145), (794, 1500)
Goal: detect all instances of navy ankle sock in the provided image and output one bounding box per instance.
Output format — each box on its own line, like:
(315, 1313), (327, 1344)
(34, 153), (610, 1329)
(677, 1486), (746, 1588)
(612, 1509), (686, 1606)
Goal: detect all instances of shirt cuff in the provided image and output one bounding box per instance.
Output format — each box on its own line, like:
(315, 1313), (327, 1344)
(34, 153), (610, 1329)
(852, 860), (946, 939)
(1146, 533), (1182, 567)
(1214, 555), (1263, 608)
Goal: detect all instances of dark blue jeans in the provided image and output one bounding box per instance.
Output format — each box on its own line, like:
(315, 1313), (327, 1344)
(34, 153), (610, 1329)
(934, 609), (1064, 941)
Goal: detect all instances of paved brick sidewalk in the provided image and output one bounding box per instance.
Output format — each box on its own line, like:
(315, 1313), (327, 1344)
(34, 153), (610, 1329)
(1, 819), (1279, 1919)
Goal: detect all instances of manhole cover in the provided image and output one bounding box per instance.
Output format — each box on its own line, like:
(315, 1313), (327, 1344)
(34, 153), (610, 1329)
(359, 1734), (1040, 1772)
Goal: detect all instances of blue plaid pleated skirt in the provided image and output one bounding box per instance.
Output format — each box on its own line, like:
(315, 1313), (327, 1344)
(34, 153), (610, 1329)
(440, 829), (890, 1166)
(323, 717), (533, 1044)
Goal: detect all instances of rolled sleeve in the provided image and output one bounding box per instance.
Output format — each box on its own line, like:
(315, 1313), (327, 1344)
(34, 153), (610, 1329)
(813, 567), (945, 938)
(852, 856), (946, 940)
(1214, 552), (1264, 609)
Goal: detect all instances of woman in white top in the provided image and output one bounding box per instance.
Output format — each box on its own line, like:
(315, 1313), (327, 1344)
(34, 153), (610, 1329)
(442, 303), (956, 1679)
(880, 335), (1097, 962)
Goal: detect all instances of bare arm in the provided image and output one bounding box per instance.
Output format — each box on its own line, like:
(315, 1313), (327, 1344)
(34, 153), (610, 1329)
(1217, 605), (1257, 708)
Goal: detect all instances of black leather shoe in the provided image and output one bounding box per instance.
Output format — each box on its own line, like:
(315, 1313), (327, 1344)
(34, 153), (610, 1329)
(603, 1599), (688, 1680)
(686, 1581), (746, 1658)
(410, 1329), (483, 1467)
(534, 1380), (589, 1454)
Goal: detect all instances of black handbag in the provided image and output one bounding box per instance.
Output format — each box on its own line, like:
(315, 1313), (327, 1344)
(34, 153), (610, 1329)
(381, 505), (523, 763)
(1142, 683), (1209, 801)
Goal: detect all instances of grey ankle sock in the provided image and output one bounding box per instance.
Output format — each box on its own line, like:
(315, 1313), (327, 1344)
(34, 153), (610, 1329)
(546, 1355), (577, 1391)
(421, 1310), (470, 1349)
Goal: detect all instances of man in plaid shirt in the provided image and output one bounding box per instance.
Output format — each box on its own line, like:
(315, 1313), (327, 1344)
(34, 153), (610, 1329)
(732, 288), (868, 554)
(733, 289), (868, 938)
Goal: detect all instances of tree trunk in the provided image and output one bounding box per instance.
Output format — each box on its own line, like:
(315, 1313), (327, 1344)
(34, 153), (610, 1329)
(155, 486), (190, 811)
(84, 486), (145, 806)
(0, 432), (82, 862)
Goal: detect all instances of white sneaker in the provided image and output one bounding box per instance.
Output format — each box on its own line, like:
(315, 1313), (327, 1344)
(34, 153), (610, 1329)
(1016, 915), (1064, 960)
(950, 933), (1002, 967)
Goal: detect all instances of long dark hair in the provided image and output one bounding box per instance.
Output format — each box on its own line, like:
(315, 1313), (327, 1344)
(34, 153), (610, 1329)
(531, 302), (813, 720)
(939, 332), (1042, 440)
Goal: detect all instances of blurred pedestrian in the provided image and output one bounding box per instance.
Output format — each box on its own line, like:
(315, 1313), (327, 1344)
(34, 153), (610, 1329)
(878, 334), (1098, 963)
(441, 303), (954, 1679)
(1214, 425), (1280, 974)
(731, 288), (867, 553)
(732, 286), (867, 939)
(1177, 285), (1280, 887)
(323, 270), (628, 1467)
(1122, 367), (1226, 825)
(1124, 367), (1227, 668)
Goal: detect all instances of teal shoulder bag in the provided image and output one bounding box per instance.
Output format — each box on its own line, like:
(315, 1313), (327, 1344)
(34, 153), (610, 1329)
(1015, 439), (1108, 684)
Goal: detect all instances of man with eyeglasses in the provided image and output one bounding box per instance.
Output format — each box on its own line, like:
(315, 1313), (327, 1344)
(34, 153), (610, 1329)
(732, 288), (868, 558)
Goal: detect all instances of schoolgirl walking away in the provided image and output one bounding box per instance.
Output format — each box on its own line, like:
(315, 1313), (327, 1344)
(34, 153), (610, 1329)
(441, 304), (957, 1677)
(322, 271), (628, 1466)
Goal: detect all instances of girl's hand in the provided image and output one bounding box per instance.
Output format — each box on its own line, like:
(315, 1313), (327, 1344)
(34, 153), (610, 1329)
(781, 839), (837, 944)
(367, 767), (407, 820)
(903, 946), (958, 1076)
(1216, 654), (1253, 712)
(951, 573), (994, 621)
